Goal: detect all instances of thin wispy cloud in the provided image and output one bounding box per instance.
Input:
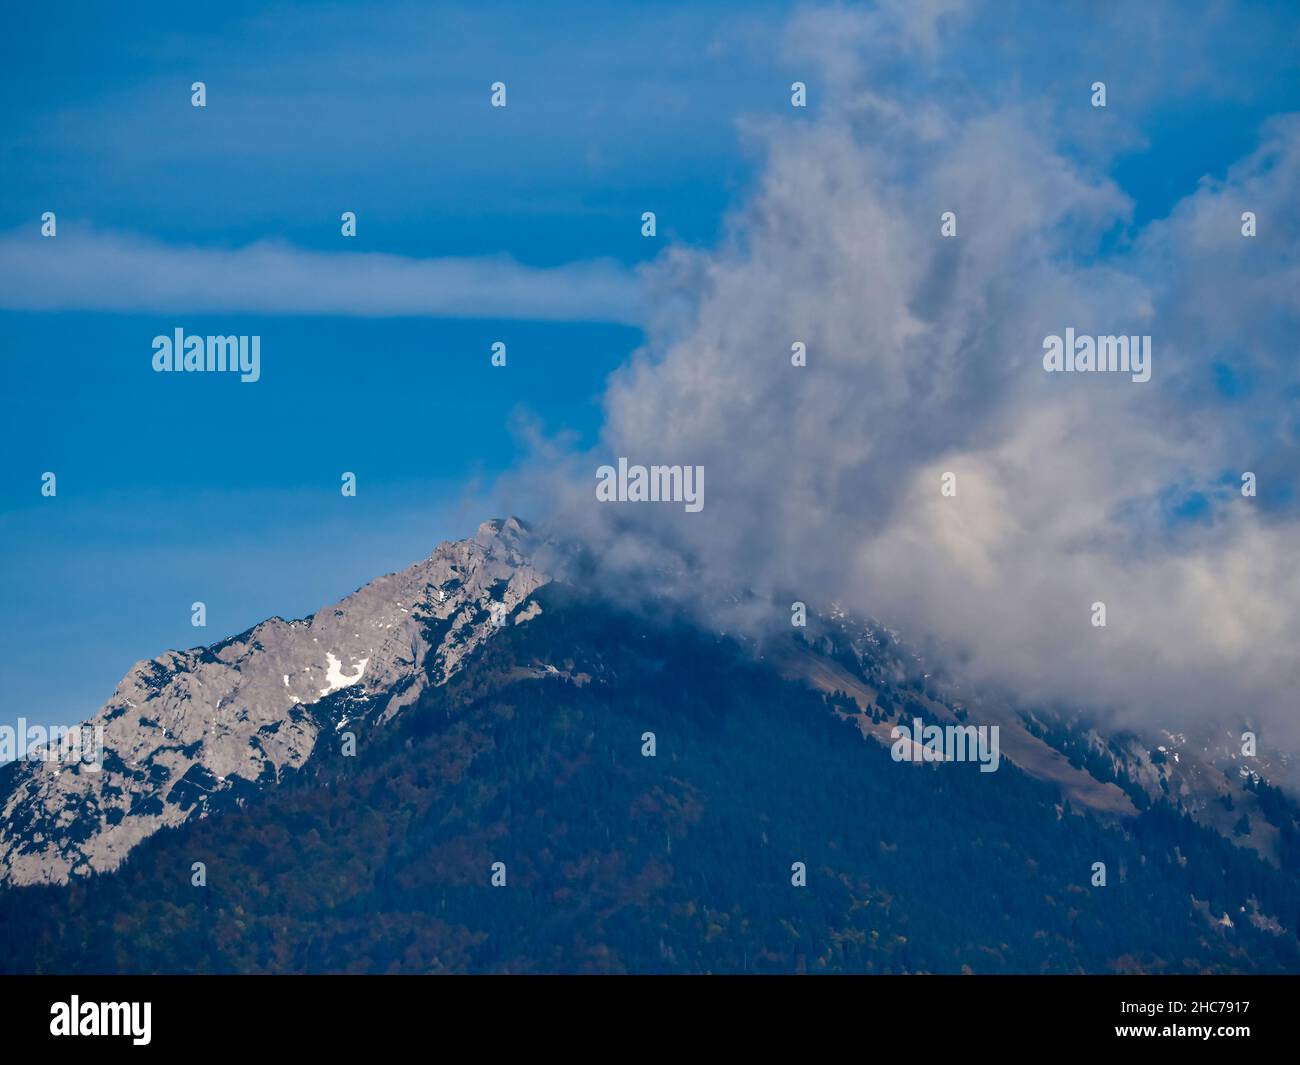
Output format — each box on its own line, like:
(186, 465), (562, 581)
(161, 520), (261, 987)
(0, 228), (644, 323)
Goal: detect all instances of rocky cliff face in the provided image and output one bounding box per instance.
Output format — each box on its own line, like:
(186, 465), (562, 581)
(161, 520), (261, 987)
(0, 518), (548, 885)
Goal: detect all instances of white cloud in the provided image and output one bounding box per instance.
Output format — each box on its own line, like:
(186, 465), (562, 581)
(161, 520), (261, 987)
(527, 8), (1300, 750)
(0, 227), (643, 324)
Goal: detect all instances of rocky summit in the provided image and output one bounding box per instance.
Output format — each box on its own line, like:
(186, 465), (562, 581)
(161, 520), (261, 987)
(0, 518), (547, 885)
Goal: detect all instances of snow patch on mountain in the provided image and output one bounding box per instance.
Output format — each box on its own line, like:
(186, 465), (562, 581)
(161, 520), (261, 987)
(317, 653), (368, 700)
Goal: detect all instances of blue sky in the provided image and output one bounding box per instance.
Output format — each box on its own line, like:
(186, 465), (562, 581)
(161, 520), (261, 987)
(3, 0), (1300, 732)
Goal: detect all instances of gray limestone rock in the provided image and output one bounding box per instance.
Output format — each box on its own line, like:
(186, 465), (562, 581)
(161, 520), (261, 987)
(0, 518), (547, 885)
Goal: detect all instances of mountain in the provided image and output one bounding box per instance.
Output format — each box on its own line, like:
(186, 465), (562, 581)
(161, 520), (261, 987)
(2, 519), (1299, 973)
(0, 518), (546, 885)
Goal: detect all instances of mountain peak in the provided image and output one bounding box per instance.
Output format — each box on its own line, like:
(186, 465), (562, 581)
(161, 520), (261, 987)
(0, 521), (550, 885)
(473, 516), (531, 551)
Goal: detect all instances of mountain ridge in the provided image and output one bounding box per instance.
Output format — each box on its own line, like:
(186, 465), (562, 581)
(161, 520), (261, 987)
(3, 514), (1297, 926)
(0, 517), (547, 885)
(3, 576), (1299, 973)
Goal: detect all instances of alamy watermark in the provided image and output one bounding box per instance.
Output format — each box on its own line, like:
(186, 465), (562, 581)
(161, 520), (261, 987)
(1042, 328), (1150, 383)
(890, 716), (1000, 773)
(152, 328), (261, 382)
(50, 997), (151, 1045)
(596, 458), (704, 512)
(0, 719), (104, 771)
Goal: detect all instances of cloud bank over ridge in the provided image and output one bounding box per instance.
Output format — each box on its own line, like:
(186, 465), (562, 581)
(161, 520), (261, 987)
(525, 1), (1300, 747)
